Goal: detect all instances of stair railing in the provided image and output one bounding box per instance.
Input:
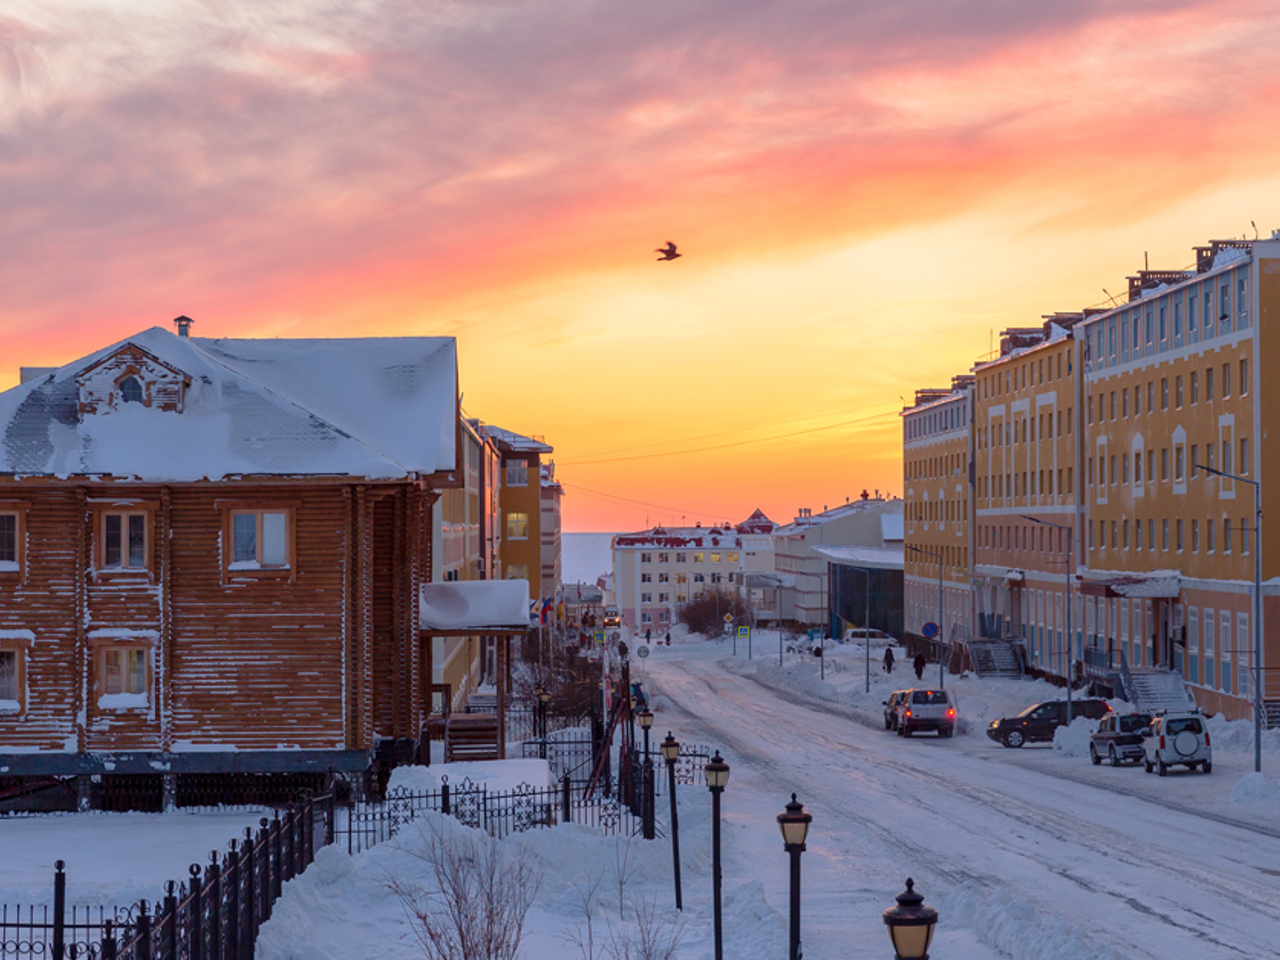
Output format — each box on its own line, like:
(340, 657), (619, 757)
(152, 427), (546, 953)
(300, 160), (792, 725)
(1118, 648), (1136, 705)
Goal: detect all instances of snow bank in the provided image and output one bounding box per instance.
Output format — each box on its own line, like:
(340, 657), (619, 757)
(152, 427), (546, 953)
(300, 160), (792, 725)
(1227, 772), (1280, 805)
(942, 882), (1123, 960)
(1051, 716), (1100, 757)
(386, 758), (555, 793)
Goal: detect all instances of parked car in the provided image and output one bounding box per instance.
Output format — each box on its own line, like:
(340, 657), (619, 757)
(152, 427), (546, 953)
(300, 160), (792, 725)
(895, 688), (956, 738)
(602, 605), (622, 628)
(1144, 711), (1212, 775)
(986, 698), (1111, 748)
(883, 690), (911, 730)
(1089, 712), (1152, 766)
(845, 628), (896, 644)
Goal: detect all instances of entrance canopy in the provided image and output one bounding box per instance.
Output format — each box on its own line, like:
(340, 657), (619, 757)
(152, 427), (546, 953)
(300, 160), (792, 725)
(419, 580), (531, 632)
(1078, 572), (1181, 599)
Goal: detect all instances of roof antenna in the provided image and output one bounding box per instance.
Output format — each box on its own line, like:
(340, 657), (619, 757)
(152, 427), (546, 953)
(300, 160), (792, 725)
(1252, 220), (1259, 240)
(173, 315), (194, 338)
(1102, 288), (1115, 305)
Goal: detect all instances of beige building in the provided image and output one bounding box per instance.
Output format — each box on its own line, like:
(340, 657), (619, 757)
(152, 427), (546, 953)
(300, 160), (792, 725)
(612, 524), (745, 632)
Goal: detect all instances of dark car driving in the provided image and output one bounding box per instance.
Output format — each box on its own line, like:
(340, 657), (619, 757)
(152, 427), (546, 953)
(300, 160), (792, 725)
(1089, 712), (1152, 766)
(986, 698), (1111, 748)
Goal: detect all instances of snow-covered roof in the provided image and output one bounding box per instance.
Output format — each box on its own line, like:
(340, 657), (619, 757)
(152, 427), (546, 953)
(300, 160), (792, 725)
(0, 327), (457, 481)
(772, 498), (902, 536)
(735, 508), (776, 535)
(484, 425), (553, 455)
(1079, 571), (1182, 599)
(613, 525), (743, 550)
(880, 513), (904, 542)
(811, 545), (904, 570)
(419, 580), (531, 631)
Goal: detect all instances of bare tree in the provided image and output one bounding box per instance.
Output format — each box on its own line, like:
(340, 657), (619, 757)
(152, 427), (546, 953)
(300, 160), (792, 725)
(558, 867), (608, 960)
(604, 894), (686, 960)
(386, 817), (541, 960)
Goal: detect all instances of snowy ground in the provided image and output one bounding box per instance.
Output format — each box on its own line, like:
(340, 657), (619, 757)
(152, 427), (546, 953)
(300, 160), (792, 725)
(5, 628), (1280, 959)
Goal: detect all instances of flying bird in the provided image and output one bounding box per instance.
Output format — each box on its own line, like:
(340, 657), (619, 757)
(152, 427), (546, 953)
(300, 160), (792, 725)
(655, 241), (682, 261)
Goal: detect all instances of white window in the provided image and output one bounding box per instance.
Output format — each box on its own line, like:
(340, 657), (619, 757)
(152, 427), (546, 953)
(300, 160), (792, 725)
(641, 553), (652, 563)
(231, 510), (290, 568)
(710, 552), (721, 563)
(97, 644), (150, 710)
(676, 553), (687, 563)
(641, 592), (652, 603)
(641, 612), (652, 624)
(658, 553), (669, 563)
(505, 460), (529, 487)
(641, 573), (651, 583)
(0, 511), (19, 574)
(102, 511), (150, 570)
(658, 592), (670, 603)
(0, 646), (24, 711)
(506, 563), (529, 580)
(658, 573), (669, 583)
(505, 512), (530, 540)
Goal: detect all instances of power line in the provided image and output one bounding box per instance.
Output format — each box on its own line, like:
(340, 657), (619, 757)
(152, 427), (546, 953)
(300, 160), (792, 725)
(561, 406), (901, 466)
(561, 481), (729, 523)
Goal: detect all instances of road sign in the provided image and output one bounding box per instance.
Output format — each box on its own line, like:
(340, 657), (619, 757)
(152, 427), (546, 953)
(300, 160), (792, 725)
(922, 621), (940, 639)
(637, 645), (650, 659)
(723, 613), (734, 625)
(737, 626), (749, 638)
(610, 631), (621, 643)
(594, 630), (606, 645)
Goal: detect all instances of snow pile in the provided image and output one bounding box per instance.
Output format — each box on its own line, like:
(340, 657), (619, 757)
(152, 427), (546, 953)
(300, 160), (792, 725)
(1227, 772), (1280, 805)
(1204, 713), (1280, 756)
(1051, 716), (1100, 757)
(387, 759), (555, 793)
(942, 882), (1123, 960)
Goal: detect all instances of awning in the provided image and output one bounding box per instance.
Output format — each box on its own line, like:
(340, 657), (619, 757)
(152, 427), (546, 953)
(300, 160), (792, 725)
(1077, 572), (1181, 599)
(419, 580), (531, 631)
(813, 545), (904, 571)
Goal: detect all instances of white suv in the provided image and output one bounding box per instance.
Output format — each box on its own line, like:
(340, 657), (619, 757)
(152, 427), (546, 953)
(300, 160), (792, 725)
(1143, 711), (1212, 776)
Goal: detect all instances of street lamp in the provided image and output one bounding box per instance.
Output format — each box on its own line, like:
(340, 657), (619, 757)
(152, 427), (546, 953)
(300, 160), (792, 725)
(1022, 515), (1075, 724)
(1197, 461), (1263, 774)
(661, 732), (683, 910)
(777, 794), (812, 960)
(906, 544), (945, 688)
(638, 708), (655, 840)
(704, 751), (730, 960)
(637, 707), (654, 765)
(882, 878), (938, 959)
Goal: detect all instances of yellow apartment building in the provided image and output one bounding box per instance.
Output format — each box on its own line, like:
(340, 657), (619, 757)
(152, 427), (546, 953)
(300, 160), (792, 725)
(903, 379), (974, 645)
(1077, 238), (1279, 719)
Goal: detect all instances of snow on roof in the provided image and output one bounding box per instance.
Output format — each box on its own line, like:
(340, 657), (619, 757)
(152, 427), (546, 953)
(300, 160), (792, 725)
(0, 327), (457, 481)
(772, 498), (902, 536)
(419, 580), (531, 631)
(880, 513), (904, 542)
(735, 508), (776, 534)
(612, 525), (743, 550)
(811, 545), (904, 570)
(484, 425), (552, 455)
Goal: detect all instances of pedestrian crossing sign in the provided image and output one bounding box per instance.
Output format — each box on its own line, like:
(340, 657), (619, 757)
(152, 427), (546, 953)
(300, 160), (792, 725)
(737, 626), (749, 638)
(594, 630), (605, 645)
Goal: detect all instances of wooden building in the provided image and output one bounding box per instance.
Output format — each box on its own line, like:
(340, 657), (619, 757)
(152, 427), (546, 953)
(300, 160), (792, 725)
(0, 324), (462, 804)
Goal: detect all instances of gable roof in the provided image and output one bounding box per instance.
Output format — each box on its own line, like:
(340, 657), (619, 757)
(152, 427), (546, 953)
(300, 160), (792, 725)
(0, 327), (457, 481)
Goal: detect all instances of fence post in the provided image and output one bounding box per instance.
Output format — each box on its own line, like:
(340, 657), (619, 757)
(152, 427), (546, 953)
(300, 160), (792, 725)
(325, 793), (335, 847)
(136, 900), (152, 960)
(53, 860), (66, 960)
(207, 852), (221, 960)
(243, 827), (257, 955)
(441, 779), (450, 817)
(302, 794), (314, 868)
(257, 819), (272, 925)
(283, 804), (296, 883)
(225, 843), (240, 960)
(101, 919), (118, 960)
(270, 813), (283, 901)
(561, 773), (572, 824)
(164, 881), (178, 960)
(188, 865), (203, 960)
(643, 762), (655, 840)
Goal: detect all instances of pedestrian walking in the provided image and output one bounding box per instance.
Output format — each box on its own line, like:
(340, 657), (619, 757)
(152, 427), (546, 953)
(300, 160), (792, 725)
(665, 631), (672, 646)
(913, 652), (926, 680)
(883, 645), (895, 673)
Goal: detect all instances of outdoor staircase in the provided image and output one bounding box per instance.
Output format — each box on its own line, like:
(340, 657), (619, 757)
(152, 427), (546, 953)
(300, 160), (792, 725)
(1127, 668), (1197, 714)
(969, 640), (1024, 679)
(1263, 700), (1280, 730)
(445, 714), (501, 762)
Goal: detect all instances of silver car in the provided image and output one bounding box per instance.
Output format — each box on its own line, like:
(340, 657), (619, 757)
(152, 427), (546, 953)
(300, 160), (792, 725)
(1143, 711), (1212, 775)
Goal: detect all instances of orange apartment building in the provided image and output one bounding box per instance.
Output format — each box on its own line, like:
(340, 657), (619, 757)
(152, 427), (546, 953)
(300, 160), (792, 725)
(905, 232), (1280, 722)
(902, 379), (974, 645)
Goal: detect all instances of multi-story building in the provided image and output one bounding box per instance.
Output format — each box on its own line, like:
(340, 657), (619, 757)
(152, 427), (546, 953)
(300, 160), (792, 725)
(1075, 238), (1276, 718)
(772, 496), (904, 627)
(903, 232), (1280, 721)
(902, 378), (975, 645)
(483, 426), (554, 599)
(540, 462), (563, 602)
(612, 524), (745, 631)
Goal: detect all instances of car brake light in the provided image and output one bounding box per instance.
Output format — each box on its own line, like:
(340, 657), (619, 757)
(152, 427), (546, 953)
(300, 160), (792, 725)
(1160, 736), (1166, 750)
(947, 709), (955, 717)
(905, 709), (912, 718)
(1204, 732), (1210, 746)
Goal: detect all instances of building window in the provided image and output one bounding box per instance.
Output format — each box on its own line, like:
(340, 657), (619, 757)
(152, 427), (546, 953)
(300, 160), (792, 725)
(0, 645), (25, 711)
(1162, 519), (1169, 551)
(1223, 363), (1231, 398)
(641, 592), (652, 602)
(0, 510), (20, 575)
(676, 573), (688, 584)
(658, 592), (670, 603)
(693, 552), (704, 562)
(119, 376), (144, 404)
(102, 511), (149, 570)
(658, 553), (669, 563)
(711, 572), (723, 584)
(505, 460), (529, 487)
(694, 573), (705, 583)
(505, 512), (530, 540)
(710, 552), (721, 563)
(1224, 518), (1232, 554)
(641, 612), (652, 624)
(728, 552), (739, 562)
(658, 573), (669, 583)
(676, 553), (687, 563)
(97, 643), (150, 709)
(1241, 358), (1249, 395)
(506, 563), (529, 579)
(641, 573), (651, 583)
(641, 553), (652, 563)
(231, 509), (291, 568)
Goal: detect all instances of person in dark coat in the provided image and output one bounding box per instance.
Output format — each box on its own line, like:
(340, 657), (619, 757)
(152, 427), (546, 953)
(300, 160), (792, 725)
(883, 646), (895, 673)
(913, 652), (927, 680)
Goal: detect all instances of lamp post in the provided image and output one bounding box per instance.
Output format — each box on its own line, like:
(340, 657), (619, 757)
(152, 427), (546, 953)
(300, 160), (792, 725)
(638, 708), (655, 839)
(906, 545), (945, 688)
(882, 878), (938, 959)
(661, 732), (682, 910)
(1022, 515), (1074, 724)
(777, 794), (812, 960)
(533, 685), (547, 759)
(704, 751), (730, 960)
(1197, 462), (1263, 774)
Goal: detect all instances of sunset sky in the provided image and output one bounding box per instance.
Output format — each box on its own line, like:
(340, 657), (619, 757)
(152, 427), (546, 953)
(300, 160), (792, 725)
(4, 0), (1280, 531)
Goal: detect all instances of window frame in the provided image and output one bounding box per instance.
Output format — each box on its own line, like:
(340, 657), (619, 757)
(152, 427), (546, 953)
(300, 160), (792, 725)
(0, 503), (28, 582)
(505, 511), (530, 541)
(90, 501), (156, 579)
(92, 637), (154, 713)
(505, 459), (529, 488)
(0, 636), (30, 714)
(218, 501), (298, 582)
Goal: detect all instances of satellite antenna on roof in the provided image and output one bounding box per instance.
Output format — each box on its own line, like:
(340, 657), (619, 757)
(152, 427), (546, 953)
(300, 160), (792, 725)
(173, 315), (194, 338)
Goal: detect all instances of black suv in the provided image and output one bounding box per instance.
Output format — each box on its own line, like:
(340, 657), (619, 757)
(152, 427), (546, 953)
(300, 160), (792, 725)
(1089, 712), (1152, 766)
(986, 699), (1111, 748)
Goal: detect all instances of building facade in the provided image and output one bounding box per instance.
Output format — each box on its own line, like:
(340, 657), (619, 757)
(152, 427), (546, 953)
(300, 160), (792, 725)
(612, 524), (745, 631)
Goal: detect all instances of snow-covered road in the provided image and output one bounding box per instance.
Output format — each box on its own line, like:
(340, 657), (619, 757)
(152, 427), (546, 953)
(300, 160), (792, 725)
(643, 640), (1280, 960)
